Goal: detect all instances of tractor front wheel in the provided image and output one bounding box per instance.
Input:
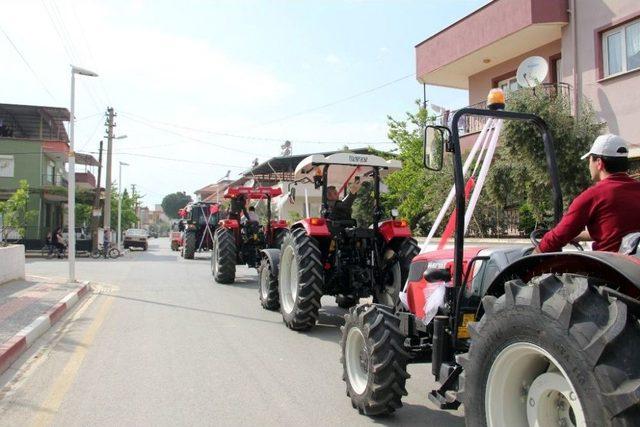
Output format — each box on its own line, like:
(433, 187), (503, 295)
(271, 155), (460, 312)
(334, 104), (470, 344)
(460, 274), (640, 426)
(341, 304), (410, 415)
(183, 231), (196, 259)
(258, 256), (279, 310)
(278, 229), (323, 330)
(212, 228), (236, 284)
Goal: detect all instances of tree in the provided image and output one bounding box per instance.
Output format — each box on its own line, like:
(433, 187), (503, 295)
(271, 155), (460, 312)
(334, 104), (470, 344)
(161, 191), (192, 218)
(500, 88), (605, 222)
(0, 180), (37, 244)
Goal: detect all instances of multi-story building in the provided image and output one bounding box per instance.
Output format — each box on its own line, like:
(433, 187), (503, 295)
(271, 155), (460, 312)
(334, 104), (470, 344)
(416, 0), (640, 158)
(0, 103), (98, 247)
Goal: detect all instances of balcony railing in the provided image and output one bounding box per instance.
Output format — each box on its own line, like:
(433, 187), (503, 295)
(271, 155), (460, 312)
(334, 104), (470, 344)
(42, 172), (68, 187)
(435, 83), (572, 136)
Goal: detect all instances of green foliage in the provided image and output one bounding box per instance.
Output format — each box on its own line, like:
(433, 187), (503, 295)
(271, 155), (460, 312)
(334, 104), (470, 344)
(0, 180), (37, 243)
(161, 191), (193, 218)
(352, 182), (376, 227)
(288, 211), (302, 223)
(75, 203), (92, 227)
(106, 185), (142, 230)
(500, 88), (605, 220)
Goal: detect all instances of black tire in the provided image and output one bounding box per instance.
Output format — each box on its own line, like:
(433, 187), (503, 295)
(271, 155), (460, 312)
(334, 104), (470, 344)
(183, 231), (196, 259)
(212, 228), (236, 284)
(108, 247), (120, 259)
(258, 256), (279, 310)
(459, 274), (640, 426)
(336, 294), (358, 309)
(143, 244), (148, 251)
(373, 237), (419, 307)
(340, 304), (410, 416)
(278, 228), (323, 330)
(90, 250), (101, 259)
(272, 228), (287, 249)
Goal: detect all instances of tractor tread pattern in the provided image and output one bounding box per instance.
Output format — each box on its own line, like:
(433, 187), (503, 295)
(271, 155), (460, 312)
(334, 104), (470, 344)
(258, 257), (279, 310)
(280, 229), (323, 331)
(213, 228), (236, 284)
(458, 274), (640, 426)
(340, 304), (410, 416)
(183, 231), (196, 259)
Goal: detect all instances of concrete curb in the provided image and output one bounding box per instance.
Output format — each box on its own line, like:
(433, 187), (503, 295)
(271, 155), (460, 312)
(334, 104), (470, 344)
(0, 281), (91, 376)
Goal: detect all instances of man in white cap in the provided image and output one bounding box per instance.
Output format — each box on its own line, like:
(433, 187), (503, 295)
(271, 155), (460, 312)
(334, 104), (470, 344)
(537, 134), (640, 253)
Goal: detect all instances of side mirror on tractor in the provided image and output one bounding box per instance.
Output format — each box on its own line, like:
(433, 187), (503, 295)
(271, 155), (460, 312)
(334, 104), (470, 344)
(423, 125), (450, 171)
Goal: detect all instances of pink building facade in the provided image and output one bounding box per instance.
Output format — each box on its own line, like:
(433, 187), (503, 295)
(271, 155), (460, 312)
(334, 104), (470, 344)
(416, 0), (640, 157)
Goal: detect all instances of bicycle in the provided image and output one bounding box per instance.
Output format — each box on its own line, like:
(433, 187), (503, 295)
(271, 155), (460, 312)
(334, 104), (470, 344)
(90, 244), (120, 259)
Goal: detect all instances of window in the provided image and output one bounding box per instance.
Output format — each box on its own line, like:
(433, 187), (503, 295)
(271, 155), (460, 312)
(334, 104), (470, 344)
(0, 155), (14, 177)
(603, 19), (640, 77)
(497, 76), (521, 94)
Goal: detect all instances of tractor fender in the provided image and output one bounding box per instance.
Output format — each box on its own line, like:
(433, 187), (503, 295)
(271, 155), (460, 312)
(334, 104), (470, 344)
(260, 248), (281, 276)
(481, 251), (640, 311)
(291, 218), (331, 237)
(378, 219), (412, 243)
(270, 219), (289, 230)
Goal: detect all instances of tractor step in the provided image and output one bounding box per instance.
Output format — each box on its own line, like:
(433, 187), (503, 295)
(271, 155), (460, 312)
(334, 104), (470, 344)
(428, 389), (461, 410)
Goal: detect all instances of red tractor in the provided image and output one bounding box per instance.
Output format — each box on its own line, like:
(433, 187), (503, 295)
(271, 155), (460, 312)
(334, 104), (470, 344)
(340, 105), (640, 425)
(179, 201), (220, 259)
(258, 153), (419, 328)
(210, 186), (288, 284)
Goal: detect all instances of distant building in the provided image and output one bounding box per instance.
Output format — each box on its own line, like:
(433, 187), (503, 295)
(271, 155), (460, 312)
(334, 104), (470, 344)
(0, 103), (98, 247)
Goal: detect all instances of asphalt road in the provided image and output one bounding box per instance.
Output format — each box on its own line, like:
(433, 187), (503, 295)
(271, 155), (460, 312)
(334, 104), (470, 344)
(0, 238), (465, 426)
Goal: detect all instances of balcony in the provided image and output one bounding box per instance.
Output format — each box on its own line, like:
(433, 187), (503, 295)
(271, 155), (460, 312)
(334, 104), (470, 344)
(416, 0), (568, 89)
(42, 172), (68, 187)
(434, 83), (571, 136)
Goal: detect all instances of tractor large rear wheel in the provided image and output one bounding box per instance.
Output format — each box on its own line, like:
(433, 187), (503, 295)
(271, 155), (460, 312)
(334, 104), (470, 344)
(460, 274), (640, 427)
(212, 228), (236, 284)
(341, 304), (410, 415)
(278, 228), (323, 331)
(258, 256), (279, 311)
(183, 231), (196, 259)
(373, 238), (419, 307)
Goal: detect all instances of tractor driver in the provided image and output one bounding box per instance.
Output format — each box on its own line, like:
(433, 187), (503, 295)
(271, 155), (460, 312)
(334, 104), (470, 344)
(326, 178), (363, 221)
(535, 134), (640, 253)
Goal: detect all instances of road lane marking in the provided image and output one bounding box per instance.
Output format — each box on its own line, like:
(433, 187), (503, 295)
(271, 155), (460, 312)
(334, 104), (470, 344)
(30, 295), (114, 427)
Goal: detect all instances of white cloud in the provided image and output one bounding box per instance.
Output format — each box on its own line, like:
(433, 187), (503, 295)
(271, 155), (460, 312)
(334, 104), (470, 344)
(325, 53), (342, 65)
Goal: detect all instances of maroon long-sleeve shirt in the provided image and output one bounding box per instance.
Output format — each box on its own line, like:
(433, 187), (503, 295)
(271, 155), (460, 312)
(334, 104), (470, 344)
(539, 173), (640, 253)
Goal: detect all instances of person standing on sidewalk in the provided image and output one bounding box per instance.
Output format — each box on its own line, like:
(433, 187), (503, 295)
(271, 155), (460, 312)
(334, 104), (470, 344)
(535, 134), (640, 253)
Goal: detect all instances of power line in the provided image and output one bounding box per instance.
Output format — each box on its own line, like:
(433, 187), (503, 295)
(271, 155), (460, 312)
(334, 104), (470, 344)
(85, 150), (248, 168)
(0, 24), (57, 102)
(250, 73), (415, 129)
(119, 111), (393, 146)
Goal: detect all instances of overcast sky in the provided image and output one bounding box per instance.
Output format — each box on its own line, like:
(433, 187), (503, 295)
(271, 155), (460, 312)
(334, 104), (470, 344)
(1, 0), (486, 206)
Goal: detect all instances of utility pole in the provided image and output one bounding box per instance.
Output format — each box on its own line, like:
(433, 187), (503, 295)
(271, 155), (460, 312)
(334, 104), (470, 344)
(90, 140), (104, 251)
(103, 107), (115, 232)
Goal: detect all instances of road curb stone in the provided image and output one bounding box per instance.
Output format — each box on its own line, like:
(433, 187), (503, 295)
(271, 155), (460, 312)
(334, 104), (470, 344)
(0, 281), (91, 375)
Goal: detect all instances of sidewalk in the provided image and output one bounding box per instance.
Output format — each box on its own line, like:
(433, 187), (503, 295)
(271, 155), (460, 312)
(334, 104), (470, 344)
(0, 275), (89, 375)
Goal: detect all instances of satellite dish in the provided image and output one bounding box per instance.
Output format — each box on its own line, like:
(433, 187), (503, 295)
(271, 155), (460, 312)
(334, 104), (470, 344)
(516, 56), (548, 88)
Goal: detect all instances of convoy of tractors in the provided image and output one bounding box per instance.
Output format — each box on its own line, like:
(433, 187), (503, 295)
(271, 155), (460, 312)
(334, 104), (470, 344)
(169, 89), (640, 426)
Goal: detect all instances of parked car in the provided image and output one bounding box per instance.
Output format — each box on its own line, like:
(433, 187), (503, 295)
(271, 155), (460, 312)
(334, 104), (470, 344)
(123, 228), (149, 251)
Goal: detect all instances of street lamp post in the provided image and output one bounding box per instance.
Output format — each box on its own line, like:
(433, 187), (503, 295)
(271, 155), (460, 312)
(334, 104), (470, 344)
(117, 161), (129, 250)
(69, 65), (98, 283)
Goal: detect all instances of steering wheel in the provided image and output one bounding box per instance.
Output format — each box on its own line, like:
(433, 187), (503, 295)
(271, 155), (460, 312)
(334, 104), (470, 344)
(529, 229), (584, 252)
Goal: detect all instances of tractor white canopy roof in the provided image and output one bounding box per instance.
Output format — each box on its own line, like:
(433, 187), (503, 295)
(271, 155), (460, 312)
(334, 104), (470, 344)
(294, 153), (402, 187)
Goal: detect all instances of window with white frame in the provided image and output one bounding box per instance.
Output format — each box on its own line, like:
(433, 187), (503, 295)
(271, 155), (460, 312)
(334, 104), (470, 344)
(0, 155), (14, 177)
(603, 19), (640, 77)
